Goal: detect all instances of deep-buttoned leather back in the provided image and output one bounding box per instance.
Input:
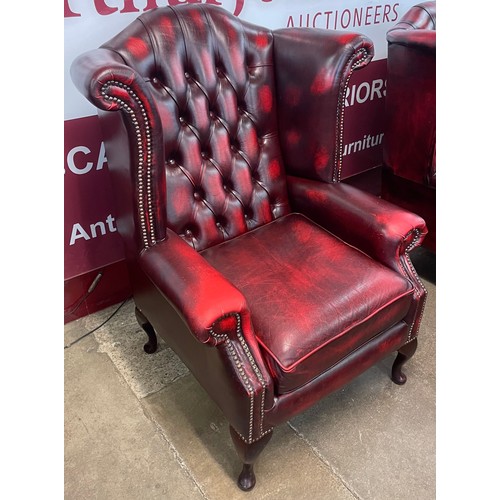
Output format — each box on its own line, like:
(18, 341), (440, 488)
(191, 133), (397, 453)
(101, 5), (290, 251)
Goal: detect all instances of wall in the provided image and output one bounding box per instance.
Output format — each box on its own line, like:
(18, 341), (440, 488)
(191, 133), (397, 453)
(64, 0), (416, 319)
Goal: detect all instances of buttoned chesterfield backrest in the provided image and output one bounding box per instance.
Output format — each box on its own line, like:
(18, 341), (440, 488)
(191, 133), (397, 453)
(96, 5), (293, 254)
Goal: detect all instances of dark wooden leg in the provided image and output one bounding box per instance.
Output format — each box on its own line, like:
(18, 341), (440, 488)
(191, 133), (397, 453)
(135, 307), (158, 354)
(229, 426), (273, 492)
(391, 338), (418, 385)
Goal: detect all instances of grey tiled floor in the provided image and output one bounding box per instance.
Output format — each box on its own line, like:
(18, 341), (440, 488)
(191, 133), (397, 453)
(65, 254), (435, 500)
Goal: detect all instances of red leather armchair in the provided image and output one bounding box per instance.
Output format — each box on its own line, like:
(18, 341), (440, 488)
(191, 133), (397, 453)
(71, 4), (428, 491)
(382, 1), (436, 252)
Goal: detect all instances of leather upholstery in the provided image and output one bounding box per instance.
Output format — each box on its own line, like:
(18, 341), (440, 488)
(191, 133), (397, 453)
(273, 29), (373, 183)
(382, 1), (436, 251)
(75, 5), (291, 253)
(286, 177), (428, 341)
(388, 0), (435, 31)
(202, 213), (414, 393)
(71, 3), (429, 481)
(267, 321), (408, 425)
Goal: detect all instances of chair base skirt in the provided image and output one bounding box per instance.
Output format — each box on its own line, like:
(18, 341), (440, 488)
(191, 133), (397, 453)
(267, 322), (410, 427)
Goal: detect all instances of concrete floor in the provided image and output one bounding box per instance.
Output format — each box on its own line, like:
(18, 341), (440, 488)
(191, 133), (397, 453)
(64, 250), (435, 500)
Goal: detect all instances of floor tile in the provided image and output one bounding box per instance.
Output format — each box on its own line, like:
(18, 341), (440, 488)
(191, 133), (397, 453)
(143, 375), (357, 500)
(64, 335), (203, 500)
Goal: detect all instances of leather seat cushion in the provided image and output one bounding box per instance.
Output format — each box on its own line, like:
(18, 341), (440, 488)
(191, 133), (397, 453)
(201, 213), (414, 394)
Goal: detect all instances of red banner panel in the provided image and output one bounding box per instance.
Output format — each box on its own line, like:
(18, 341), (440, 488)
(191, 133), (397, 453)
(64, 116), (125, 280)
(341, 59), (387, 179)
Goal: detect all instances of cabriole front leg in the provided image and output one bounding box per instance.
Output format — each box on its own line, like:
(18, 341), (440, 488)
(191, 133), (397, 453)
(391, 338), (418, 385)
(229, 426), (273, 491)
(135, 307), (158, 354)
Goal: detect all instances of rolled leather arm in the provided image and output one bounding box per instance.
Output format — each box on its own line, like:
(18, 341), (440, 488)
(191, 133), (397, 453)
(70, 48), (157, 113)
(140, 230), (276, 436)
(70, 47), (167, 247)
(287, 176), (427, 273)
(387, 29), (436, 52)
(139, 229), (254, 346)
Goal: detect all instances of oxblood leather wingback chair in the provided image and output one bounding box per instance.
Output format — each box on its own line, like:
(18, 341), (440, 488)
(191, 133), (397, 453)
(382, 1), (436, 252)
(71, 4), (428, 491)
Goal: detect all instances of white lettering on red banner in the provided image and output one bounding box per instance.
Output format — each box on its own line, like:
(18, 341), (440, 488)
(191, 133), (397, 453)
(345, 78), (386, 108)
(69, 214), (118, 245)
(66, 142), (108, 175)
(343, 133), (384, 157)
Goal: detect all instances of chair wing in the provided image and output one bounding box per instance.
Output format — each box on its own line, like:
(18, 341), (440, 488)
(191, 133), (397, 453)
(382, 1), (436, 251)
